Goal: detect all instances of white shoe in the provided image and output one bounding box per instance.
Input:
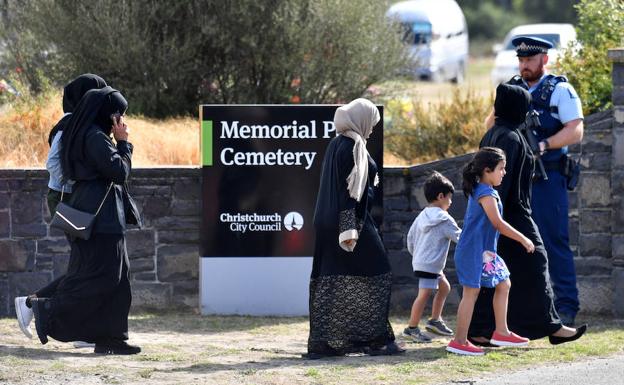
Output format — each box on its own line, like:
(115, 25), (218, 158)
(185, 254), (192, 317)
(14, 296), (33, 339)
(73, 341), (96, 348)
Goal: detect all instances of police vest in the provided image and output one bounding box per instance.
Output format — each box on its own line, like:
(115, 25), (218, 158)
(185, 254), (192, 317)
(508, 74), (567, 161)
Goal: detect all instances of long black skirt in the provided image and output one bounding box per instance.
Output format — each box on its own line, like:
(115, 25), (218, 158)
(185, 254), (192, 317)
(42, 233), (131, 343)
(307, 219), (395, 355)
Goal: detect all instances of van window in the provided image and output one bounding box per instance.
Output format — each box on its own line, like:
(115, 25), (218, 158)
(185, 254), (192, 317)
(401, 22), (432, 45)
(504, 33), (561, 49)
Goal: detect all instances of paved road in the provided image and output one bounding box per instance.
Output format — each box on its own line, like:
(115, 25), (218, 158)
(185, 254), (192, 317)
(440, 354), (624, 385)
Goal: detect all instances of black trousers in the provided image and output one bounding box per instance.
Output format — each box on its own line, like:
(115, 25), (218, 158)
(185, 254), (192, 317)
(44, 234), (131, 343)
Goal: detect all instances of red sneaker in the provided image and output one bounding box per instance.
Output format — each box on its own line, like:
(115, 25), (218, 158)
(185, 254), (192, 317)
(490, 331), (529, 347)
(446, 339), (485, 356)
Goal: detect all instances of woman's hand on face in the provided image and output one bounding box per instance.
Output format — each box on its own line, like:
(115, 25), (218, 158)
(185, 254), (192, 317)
(343, 239), (356, 247)
(112, 115), (129, 142)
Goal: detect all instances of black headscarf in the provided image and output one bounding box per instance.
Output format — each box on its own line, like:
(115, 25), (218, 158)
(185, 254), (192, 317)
(494, 83), (532, 126)
(60, 86), (128, 181)
(48, 74), (107, 146)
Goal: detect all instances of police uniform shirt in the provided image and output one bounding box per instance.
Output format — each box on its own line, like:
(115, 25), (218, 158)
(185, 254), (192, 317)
(520, 74), (584, 124)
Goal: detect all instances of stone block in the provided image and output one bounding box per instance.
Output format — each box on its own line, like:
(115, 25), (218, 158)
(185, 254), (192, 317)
(126, 229), (155, 259)
(583, 130), (612, 153)
(383, 232), (404, 250)
(579, 234), (612, 258)
(581, 152), (611, 172)
(172, 279), (198, 296)
(614, 197), (624, 231)
(0, 240), (35, 272)
(140, 195), (171, 218)
(612, 169), (624, 196)
(12, 223), (47, 238)
(0, 279), (8, 317)
(37, 238), (70, 254)
(385, 197), (408, 211)
(152, 216), (201, 231)
(132, 272), (157, 282)
(383, 174), (406, 196)
(613, 235), (624, 262)
(9, 272), (52, 300)
(173, 179), (200, 201)
(48, 226), (67, 238)
(131, 282), (172, 309)
(580, 210), (611, 233)
(35, 255), (53, 271)
(130, 258), (155, 273)
(156, 244), (199, 282)
(129, 185), (171, 197)
(575, 256), (612, 276)
(613, 127), (624, 168)
(10, 192), (42, 224)
(448, 193), (467, 220)
(158, 230), (199, 244)
(0, 211), (9, 238)
(170, 199), (201, 216)
(613, 268), (624, 317)
(579, 173), (611, 208)
(410, 184), (428, 210)
(0, 193), (9, 210)
(577, 275), (613, 315)
(569, 218), (579, 248)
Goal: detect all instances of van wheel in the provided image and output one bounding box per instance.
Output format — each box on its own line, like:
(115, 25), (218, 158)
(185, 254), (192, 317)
(451, 62), (466, 84)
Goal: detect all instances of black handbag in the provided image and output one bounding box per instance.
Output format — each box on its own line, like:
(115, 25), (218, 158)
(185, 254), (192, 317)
(50, 183), (113, 240)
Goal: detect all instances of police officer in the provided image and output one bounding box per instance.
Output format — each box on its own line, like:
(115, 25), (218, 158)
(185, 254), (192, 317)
(485, 36), (584, 326)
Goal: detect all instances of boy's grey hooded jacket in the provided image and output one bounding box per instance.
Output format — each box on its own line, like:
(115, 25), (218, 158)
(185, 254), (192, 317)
(407, 206), (461, 275)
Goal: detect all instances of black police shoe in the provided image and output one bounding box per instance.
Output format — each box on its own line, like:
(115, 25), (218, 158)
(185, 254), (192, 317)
(94, 339), (141, 355)
(31, 298), (52, 345)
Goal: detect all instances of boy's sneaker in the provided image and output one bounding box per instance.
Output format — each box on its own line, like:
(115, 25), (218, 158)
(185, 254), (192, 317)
(402, 326), (432, 343)
(446, 340), (485, 356)
(490, 331), (529, 347)
(14, 296), (33, 339)
(425, 319), (453, 336)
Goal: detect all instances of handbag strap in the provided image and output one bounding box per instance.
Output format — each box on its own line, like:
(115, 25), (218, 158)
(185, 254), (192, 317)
(94, 182), (114, 217)
(59, 182), (113, 216)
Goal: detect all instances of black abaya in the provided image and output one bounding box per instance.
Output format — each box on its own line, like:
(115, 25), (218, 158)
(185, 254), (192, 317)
(471, 118), (562, 340)
(307, 135), (395, 355)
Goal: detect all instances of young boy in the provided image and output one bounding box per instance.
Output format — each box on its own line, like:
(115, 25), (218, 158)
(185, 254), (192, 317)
(403, 171), (461, 342)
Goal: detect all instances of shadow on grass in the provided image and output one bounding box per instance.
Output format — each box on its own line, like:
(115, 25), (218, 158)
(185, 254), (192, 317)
(128, 310), (308, 335)
(151, 346), (446, 375)
(0, 345), (92, 359)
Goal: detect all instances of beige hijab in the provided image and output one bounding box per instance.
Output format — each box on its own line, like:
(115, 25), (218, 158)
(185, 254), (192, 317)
(334, 98), (380, 202)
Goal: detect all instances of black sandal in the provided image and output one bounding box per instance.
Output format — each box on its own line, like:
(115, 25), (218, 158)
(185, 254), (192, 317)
(364, 341), (406, 356)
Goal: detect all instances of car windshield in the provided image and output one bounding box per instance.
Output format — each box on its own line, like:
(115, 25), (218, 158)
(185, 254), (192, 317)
(504, 33), (561, 50)
(400, 21), (432, 45)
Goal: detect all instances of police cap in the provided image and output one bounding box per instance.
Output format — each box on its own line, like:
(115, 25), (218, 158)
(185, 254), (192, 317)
(512, 36), (554, 57)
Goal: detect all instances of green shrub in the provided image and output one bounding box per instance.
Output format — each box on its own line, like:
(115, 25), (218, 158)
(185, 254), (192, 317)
(463, 2), (528, 41)
(1, 0), (406, 118)
(383, 89), (493, 164)
(557, 0), (624, 114)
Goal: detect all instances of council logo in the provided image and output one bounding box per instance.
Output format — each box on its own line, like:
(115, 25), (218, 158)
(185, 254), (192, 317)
(283, 212), (304, 231)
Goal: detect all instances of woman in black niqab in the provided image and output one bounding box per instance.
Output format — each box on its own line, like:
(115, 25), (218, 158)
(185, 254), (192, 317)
(48, 74), (107, 146)
(31, 86), (142, 355)
(470, 83), (586, 344)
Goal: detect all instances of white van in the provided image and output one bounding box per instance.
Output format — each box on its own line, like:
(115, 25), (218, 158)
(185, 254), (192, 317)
(387, 0), (469, 83)
(490, 23), (577, 85)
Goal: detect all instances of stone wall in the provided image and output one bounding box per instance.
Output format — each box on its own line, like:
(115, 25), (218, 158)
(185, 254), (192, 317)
(0, 168), (201, 316)
(383, 110), (615, 315)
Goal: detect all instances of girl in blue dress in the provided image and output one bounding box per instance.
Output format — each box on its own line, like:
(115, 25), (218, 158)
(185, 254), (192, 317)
(447, 147), (535, 356)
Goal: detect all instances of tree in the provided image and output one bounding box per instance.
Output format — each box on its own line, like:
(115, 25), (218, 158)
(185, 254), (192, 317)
(2, 0), (406, 118)
(557, 0), (624, 114)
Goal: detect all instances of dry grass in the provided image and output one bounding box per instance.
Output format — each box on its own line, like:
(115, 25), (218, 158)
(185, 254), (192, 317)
(0, 91), (199, 168)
